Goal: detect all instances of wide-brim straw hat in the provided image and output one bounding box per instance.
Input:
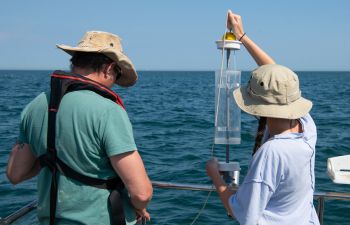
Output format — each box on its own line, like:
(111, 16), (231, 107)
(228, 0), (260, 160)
(57, 31), (137, 87)
(233, 64), (312, 119)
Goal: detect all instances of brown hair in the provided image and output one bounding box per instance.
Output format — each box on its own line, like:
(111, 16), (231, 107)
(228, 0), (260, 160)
(70, 52), (122, 79)
(252, 117), (267, 155)
(70, 52), (114, 72)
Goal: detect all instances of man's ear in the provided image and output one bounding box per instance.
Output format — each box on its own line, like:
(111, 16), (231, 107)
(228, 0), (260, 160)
(101, 64), (109, 76)
(106, 62), (117, 75)
(101, 63), (115, 80)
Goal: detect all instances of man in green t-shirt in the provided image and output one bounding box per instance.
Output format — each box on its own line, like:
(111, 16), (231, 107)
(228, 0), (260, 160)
(7, 31), (153, 225)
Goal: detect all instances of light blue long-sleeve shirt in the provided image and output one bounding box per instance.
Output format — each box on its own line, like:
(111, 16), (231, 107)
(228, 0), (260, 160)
(229, 114), (320, 225)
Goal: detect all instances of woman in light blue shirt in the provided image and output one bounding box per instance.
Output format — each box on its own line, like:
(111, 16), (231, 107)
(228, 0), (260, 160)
(206, 10), (320, 225)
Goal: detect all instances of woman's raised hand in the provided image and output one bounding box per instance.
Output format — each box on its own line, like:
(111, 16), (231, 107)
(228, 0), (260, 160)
(227, 10), (245, 41)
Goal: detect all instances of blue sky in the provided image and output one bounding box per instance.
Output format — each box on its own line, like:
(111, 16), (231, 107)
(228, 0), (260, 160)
(0, 0), (349, 71)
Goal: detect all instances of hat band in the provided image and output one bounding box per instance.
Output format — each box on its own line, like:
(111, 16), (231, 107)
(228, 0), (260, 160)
(247, 85), (301, 105)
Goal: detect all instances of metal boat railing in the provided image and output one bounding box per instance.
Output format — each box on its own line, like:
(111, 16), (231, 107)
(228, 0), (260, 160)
(1, 181), (350, 225)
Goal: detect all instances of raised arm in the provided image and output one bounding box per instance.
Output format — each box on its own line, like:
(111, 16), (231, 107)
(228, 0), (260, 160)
(227, 10), (275, 66)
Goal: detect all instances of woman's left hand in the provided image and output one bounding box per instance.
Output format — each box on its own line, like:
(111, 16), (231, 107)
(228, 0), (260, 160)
(206, 158), (220, 179)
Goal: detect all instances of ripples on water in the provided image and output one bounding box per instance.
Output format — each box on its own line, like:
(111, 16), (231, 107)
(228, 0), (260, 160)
(0, 70), (349, 224)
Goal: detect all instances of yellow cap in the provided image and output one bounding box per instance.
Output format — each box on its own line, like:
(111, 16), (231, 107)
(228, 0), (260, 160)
(222, 32), (236, 40)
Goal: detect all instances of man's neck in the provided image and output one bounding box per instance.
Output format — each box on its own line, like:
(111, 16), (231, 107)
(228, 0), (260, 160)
(72, 68), (107, 86)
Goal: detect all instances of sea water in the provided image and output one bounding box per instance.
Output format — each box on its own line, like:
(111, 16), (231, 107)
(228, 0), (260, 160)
(1, 70), (350, 225)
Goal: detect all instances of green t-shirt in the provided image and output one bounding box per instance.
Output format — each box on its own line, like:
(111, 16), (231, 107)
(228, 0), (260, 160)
(19, 90), (137, 225)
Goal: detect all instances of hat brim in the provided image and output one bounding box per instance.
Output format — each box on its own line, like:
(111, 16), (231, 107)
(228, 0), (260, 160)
(233, 86), (312, 119)
(56, 44), (138, 87)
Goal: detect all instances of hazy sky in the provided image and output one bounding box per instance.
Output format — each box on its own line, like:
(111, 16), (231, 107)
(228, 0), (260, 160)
(0, 0), (349, 71)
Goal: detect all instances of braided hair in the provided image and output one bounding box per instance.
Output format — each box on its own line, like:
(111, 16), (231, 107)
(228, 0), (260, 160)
(252, 117), (267, 155)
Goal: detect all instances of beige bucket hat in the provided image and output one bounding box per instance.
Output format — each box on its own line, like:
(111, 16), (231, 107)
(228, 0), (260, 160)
(233, 64), (312, 119)
(57, 31), (138, 87)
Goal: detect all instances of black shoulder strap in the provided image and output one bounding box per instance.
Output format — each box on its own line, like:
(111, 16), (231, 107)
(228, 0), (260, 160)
(39, 155), (124, 190)
(40, 71), (126, 225)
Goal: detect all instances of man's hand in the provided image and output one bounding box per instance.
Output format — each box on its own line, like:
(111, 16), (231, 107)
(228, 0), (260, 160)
(135, 207), (150, 224)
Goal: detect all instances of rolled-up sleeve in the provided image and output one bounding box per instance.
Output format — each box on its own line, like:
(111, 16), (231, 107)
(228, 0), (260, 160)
(229, 181), (273, 225)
